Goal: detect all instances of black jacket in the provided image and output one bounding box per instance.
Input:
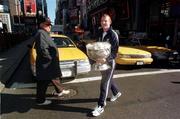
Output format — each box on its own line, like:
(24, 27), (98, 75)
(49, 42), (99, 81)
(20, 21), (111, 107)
(34, 29), (62, 80)
(96, 27), (119, 61)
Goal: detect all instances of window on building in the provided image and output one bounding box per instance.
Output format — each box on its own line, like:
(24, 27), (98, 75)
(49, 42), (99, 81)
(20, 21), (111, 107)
(160, 2), (171, 17)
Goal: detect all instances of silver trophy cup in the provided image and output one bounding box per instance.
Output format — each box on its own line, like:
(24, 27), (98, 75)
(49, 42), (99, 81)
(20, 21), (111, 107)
(86, 42), (111, 71)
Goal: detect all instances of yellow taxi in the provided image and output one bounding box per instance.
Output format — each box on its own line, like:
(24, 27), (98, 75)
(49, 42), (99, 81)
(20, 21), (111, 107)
(124, 32), (179, 64)
(132, 38), (179, 64)
(29, 34), (91, 78)
(115, 37), (153, 65)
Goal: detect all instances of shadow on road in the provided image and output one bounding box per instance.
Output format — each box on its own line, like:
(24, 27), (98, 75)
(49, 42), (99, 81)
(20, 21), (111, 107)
(171, 81), (180, 84)
(34, 98), (97, 113)
(1, 93), (96, 115)
(1, 93), (35, 114)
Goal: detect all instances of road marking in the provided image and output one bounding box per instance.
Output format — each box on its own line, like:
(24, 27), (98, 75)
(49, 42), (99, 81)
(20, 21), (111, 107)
(0, 58), (7, 61)
(64, 69), (180, 84)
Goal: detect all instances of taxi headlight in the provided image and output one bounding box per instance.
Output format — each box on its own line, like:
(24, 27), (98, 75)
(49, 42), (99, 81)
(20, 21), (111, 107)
(76, 59), (90, 65)
(144, 54), (151, 58)
(173, 51), (178, 55)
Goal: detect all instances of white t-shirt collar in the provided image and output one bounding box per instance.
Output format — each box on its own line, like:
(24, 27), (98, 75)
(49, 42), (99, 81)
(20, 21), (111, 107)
(102, 32), (107, 41)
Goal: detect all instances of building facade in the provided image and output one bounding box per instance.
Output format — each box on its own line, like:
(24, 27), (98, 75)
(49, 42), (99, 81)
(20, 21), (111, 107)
(87, 0), (180, 48)
(54, 0), (180, 48)
(0, 0), (48, 33)
(148, 0), (180, 48)
(0, 0), (12, 32)
(55, 0), (87, 33)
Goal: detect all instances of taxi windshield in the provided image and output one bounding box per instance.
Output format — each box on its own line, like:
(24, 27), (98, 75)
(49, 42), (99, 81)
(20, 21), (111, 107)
(119, 37), (159, 46)
(51, 37), (75, 48)
(119, 37), (138, 46)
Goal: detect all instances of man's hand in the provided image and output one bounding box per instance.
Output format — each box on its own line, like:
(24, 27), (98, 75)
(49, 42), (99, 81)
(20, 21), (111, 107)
(96, 58), (106, 64)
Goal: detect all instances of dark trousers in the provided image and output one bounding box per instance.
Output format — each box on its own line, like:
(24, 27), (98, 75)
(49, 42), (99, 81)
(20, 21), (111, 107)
(36, 78), (64, 103)
(98, 60), (119, 107)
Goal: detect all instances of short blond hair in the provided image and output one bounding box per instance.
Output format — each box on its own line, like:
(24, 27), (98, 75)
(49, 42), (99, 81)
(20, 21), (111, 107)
(101, 14), (112, 23)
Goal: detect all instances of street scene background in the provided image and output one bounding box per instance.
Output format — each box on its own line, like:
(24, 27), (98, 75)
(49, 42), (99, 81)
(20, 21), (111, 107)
(1, 0), (180, 119)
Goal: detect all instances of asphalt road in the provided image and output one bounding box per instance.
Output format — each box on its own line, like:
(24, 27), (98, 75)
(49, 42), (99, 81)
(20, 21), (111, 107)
(1, 54), (180, 119)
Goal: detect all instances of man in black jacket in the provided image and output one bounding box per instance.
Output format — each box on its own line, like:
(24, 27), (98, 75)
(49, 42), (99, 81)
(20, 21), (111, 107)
(34, 17), (70, 105)
(92, 14), (121, 116)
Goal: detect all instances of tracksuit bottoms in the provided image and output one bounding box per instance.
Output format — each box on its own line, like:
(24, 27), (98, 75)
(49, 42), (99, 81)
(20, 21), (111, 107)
(98, 59), (120, 107)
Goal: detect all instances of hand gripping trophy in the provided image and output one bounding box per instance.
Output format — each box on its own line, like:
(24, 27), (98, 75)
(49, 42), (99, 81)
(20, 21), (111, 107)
(86, 42), (111, 71)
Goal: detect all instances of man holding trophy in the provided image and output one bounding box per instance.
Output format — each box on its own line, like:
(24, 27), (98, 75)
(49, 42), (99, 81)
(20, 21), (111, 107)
(89, 14), (121, 116)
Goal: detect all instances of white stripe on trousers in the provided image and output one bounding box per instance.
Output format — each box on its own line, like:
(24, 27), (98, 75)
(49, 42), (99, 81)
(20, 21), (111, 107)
(102, 59), (116, 105)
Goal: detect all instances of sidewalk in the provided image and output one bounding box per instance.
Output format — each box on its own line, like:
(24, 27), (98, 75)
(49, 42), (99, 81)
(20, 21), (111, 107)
(0, 38), (33, 92)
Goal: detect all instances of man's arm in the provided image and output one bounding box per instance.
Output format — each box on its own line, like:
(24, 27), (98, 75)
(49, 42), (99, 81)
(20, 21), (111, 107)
(35, 32), (52, 60)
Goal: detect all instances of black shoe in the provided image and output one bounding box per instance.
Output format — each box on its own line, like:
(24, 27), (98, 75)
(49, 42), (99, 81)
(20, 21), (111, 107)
(37, 100), (52, 105)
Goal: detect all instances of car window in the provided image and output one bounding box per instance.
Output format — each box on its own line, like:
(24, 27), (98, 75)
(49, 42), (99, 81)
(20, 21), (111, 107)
(135, 38), (159, 46)
(119, 38), (139, 46)
(130, 38), (141, 45)
(119, 38), (160, 46)
(51, 37), (75, 48)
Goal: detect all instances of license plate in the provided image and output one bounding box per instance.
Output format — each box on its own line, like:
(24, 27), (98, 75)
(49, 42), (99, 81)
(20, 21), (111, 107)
(136, 61), (144, 65)
(62, 70), (72, 77)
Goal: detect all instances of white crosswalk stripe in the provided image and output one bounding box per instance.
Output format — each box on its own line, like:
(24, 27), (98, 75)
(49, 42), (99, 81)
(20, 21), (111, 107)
(64, 69), (180, 84)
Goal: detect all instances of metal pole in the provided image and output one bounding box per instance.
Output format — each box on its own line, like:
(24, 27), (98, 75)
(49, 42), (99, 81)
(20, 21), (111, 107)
(63, 9), (66, 33)
(16, 0), (21, 24)
(173, 18), (178, 47)
(134, 0), (140, 30)
(42, 0), (44, 16)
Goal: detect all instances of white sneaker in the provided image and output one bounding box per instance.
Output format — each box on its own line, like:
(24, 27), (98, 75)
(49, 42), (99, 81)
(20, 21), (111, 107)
(52, 89), (70, 97)
(110, 92), (121, 102)
(57, 89), (70, 96)
(92, 106), (104, 117)
(37, 100), (52, 105)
